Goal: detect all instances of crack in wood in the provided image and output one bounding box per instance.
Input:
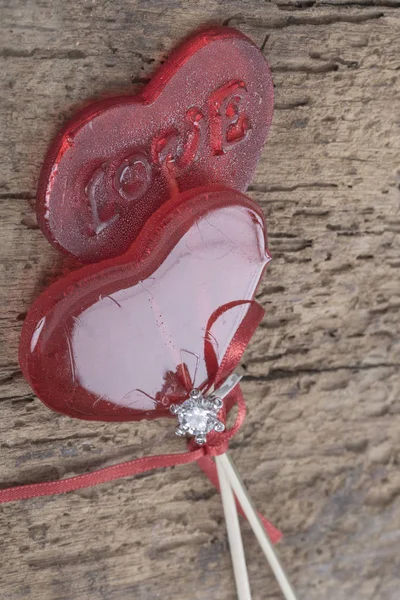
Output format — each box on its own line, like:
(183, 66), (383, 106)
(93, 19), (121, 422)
(273, 61), (340, 73)
(243, 362), (400, 381)
(277, 0), (400, 8)
(248, 182), (338, 192)
(0, 192), (36, 200)
(309, 51), (359, 68)
(0, 48), (86, 60)
(275, 97), (310, 110)
(225, 10), (384, 29)
(316, 0), (400, 7)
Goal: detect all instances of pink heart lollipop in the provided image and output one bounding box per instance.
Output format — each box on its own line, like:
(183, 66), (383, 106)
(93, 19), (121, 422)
(20, 185), (270, 421)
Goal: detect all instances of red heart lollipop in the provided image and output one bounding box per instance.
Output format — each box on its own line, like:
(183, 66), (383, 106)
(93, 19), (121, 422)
(20, 185), (270, 421)
(37, 26), (273, 263)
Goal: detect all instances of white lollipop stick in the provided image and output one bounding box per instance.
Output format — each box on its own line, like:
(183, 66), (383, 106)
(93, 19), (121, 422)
(170, 372), (297, 599)
(215, 454), (252, 600)
(218, 453), (298, 600)
(210, 374), (252, 598)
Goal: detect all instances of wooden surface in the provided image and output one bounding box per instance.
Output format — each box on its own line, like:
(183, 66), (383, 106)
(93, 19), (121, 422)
(1, 1), (400, 599)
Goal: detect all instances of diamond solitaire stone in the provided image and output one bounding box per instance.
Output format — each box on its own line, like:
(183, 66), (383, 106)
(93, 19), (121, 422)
(170, 388), (225, 445)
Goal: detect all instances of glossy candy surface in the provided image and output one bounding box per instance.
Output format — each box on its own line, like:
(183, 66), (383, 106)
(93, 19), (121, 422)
(37, 26), (274, 263)
(20, 186), (270, 421)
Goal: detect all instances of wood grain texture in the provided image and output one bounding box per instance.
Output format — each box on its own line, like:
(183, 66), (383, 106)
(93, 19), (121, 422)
(1, 1), (399, 599)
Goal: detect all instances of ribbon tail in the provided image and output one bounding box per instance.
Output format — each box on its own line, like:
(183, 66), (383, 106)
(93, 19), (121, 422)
(0, 449), (281, 543)
(0, 448), (205, 504)
(196, 454), (282, 544)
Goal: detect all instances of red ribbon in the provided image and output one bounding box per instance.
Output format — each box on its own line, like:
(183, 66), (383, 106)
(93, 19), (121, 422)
(0, 301), (282, 544)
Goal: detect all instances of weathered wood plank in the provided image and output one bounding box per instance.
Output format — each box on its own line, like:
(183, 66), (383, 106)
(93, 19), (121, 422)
(1, 1), (399, 599)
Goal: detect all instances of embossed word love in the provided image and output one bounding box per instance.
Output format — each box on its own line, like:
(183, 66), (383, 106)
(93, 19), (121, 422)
(37, 26), (274, 263)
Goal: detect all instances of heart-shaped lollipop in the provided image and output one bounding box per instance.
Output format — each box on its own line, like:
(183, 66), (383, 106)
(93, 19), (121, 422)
(37, 26), (273, 263)
(20, 185), (270, 421)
